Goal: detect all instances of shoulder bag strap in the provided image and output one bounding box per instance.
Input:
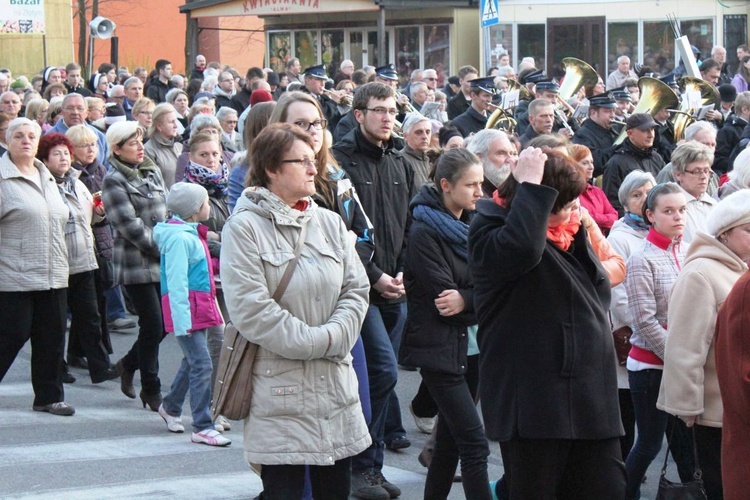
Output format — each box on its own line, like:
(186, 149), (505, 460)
(272, 222), (308, 303)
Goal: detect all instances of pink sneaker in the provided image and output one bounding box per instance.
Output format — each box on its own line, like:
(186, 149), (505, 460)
(191, 429), (231, 447)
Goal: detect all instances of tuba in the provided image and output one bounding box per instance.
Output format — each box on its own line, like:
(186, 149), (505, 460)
(671, 77), (720, 141)
(558, 58), (599, 102)
(613, 76), (680, 145)
(486, 102), (518, 134)
(505, 78), (532, 102)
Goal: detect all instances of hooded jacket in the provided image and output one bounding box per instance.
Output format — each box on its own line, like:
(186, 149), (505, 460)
(333, 126), (417, 304)
(153, 217), (223, 336)
(220, 188), (371, 466)
(400, 184), (475, 374)
(602, 138), (665, 215)
(657, 231), (747, 427)
(212, 85), (235, 112)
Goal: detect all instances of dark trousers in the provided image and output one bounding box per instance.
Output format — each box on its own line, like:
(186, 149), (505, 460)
(421, 356), (490, 500)
(0, 289), (67, 405)
(694, 425), (723, 500)
(353, 302), (403, 472)
(383, 303), (407, 445)
(626, 369), (695, 499)
(120, 282), (165, 394)
(619, 388), (636, 461)
(412, 379), (439, 418)
(66, 271), (111, 377)
(499, 436), (626, 500)
(260, 457), (352, 500)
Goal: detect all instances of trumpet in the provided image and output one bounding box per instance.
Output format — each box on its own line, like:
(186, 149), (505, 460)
(396, 92), (419, 114)
(322, 88), (353, 106)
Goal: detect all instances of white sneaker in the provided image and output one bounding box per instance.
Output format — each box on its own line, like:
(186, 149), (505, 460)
(158, 404), (185, 433)
(215, 414), (231, 432)
(410, 402), (436, 434)
(192, 429), (231, 447)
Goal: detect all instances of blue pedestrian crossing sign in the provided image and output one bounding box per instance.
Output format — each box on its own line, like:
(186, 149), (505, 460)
(481, 0), (499, 27)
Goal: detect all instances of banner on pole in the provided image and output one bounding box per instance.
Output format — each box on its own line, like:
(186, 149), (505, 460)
(1, 0), (45, 34)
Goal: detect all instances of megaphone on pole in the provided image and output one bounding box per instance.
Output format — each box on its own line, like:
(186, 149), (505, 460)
(89, 16), (116, 40)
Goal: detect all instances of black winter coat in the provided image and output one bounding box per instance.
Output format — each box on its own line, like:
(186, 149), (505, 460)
(447, 93), (470, 121)
(333, 127), (417, 305)
(400, 185), (475, 374)
(451, 106), (487, 138)
(469, 183), (623, 442)
(73, 160), (113, 260)
(602, 138), (665, 215)
(715, 116), (747, 173)
(572, 118), (618, 176)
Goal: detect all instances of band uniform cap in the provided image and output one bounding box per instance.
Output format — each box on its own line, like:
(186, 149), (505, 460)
(659, 74), (679, 89)
(375, 64), (399, 81)
(626, 112), (659, 131)
(611, 88), (632, 103)
(535, 79), (560, 93)
(470, 76), (496, 94)
(523, 69), (547, 84)
(303, 64), (328, 80)
(589, 91), (618, 108)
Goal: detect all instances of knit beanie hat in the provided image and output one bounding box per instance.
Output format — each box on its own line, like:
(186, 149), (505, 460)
(167, 183), (208, 220)
(706, 189), (750, 237)
(10, 79), (27, 91)
(104, 102), (126, 125)
(250, 89), (273, 106)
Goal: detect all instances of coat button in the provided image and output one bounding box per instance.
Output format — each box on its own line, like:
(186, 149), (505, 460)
(320, 375), (325, 381)
(460, 365), (465, 370)
(147, 193), (153, 198)
(266, 369), (271, 374)
(315, 297), (321, 302)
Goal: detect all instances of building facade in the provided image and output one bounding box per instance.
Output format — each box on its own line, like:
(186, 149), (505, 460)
(485, 0), (749, 79)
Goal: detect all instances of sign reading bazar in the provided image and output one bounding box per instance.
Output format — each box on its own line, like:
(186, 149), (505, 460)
(0, 0), (45, 34)
(194, 0), (377, 17)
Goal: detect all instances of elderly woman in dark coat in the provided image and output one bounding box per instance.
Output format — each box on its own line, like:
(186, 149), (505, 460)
(469, 148), (625, 499)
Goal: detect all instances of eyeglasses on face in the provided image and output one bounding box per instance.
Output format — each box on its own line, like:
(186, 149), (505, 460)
(364, 107), (398, 116)
(281, 157), (318, 169)
(293, 119), (328, 131)
(684, 169), (711, 177)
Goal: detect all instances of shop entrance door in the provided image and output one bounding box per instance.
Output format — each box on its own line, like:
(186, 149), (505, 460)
(547, 17), (606, 81)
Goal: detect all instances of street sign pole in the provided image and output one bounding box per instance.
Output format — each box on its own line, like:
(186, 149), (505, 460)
(479, 0), (500, 75)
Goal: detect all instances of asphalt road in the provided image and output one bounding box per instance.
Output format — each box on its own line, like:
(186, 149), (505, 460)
(0, 318), (669, 499)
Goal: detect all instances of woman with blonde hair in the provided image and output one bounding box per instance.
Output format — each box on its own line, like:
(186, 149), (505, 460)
(25, 98), (49, 127)
(131, 97), (156, 139)
(144, 102), (183, 188)
(165, 88), (189, 134)
(102, 121), (167, 411)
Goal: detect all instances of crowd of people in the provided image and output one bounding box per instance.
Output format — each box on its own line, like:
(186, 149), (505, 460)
(2, 45), (750, 499)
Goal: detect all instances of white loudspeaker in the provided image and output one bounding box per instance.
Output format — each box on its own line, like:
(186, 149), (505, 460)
(89, 17), (116, 40)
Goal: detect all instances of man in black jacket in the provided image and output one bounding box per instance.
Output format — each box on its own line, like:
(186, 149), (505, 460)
(446, 65), (478, 120)
(231, 67), (264, 114)
(603, 113), (665, 214)
(333, 82), (417, 500)
(572, 92), (619, 176)
(519, 98), (555, 148)
(63, 63), (91, 97)
(300, 64), (341, 131)
(212, 71), (236, 112)
(451, 77), (495, 138)
(145, 59), (175, 104)
(715, 90), (750, 174)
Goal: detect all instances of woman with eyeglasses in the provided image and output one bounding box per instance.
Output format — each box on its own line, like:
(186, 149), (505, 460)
(67, 125), (117, 358)
(131, 97), (156, 140)
(102, 121), (168, 411)
(221, 123), (371, 498)
(216, 106), (241, 154)
(670, 141), (718, 244)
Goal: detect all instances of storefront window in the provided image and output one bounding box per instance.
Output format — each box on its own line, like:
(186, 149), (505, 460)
(485, 23), (512, 72)
(424, 24), (451, 87)
(268, 31), (292, 74)
(322, 30), (345, 77)
(681, 18), (714, 63)
(295, 30), (319, 70)
(643, 21), (674, 76)
(395, 26), (420, 85)
(608, 22), (638, 72)
(367, 31), (389, 68)
(518, 24), (545, 73)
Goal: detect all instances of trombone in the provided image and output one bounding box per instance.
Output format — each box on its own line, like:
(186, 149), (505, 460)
(395, 92), (419, 115)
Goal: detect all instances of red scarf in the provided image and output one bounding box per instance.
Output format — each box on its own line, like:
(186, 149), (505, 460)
(493, 191), (581, 251)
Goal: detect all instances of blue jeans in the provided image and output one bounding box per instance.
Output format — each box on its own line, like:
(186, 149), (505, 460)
(626, 369), (694, 499)
(162, 329), (214, 432)
(105, 285), (128, 322)
(352, 302), (404, 472)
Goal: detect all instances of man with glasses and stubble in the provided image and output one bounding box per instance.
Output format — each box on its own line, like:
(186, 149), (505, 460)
(333, 82), (418, 500)
(47, 93), (109, 164)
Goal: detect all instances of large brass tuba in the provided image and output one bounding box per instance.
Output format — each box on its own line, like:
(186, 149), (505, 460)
(558, 57), (599, 101)
(671, 77), (720, 141)
(613, 76), (680, 145)
(486, 80), (528, 133)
